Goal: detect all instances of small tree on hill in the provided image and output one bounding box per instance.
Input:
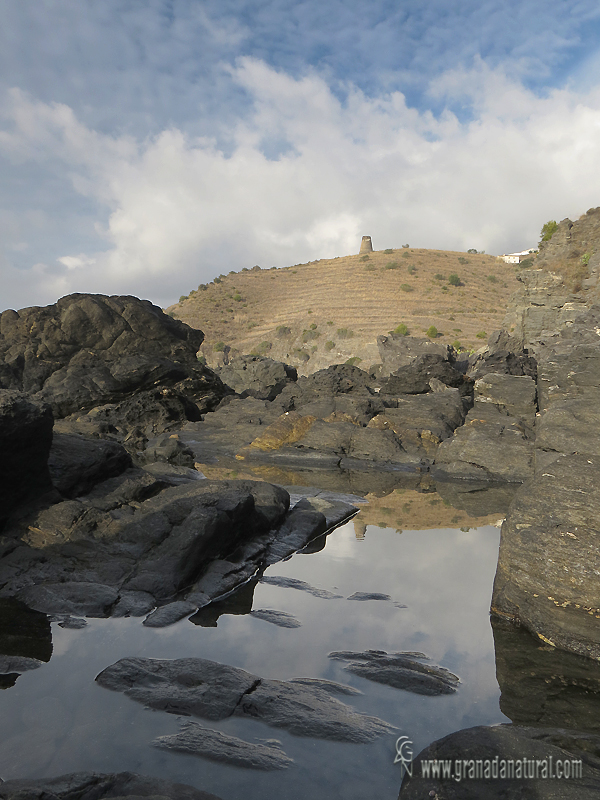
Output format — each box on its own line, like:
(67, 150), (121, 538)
(540, 220), (558, 243)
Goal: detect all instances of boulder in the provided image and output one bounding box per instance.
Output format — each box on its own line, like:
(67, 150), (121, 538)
(216, 354), (297, 400)
(0, 390), (53, 528)
(399, 724), (600, 799)
(0, 293), (226, 421)
(374, 334), (453, 377)
(48, 432), (132, 498)
(491, 454), (600, 660)
(379, 354), (467, 395)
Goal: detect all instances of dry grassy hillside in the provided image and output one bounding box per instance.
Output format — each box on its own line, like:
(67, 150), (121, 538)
(166, 246), (522, 373)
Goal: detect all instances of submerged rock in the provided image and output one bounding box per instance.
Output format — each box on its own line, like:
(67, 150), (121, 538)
(154, 721), (294, 770)
(259, 575), (342, 599)
(347, 592), (392, 602)
(96, 656), (395, 742)
(249, 609), (302, 628)
(0, 772), (223, 800)
(328, 650), (459, 695)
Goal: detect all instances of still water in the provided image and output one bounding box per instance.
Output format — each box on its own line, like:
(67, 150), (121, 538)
(0, 519), (507, 800)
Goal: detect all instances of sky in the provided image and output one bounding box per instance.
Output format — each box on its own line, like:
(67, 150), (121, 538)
(2, 0), (600, 312)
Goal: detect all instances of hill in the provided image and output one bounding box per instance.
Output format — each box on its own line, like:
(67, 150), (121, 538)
(166, 245), (522, 373)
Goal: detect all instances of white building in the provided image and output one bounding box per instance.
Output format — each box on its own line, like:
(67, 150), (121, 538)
(499, 249), (536, 264)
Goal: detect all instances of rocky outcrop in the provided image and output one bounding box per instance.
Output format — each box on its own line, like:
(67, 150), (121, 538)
(0, 473), (356, 624)
(215, 354), (297, 400)
(96, 656), (395, 742)
(0, 772), (223, 800)
(491, 453), (600, 660)
(0, 294), (228, 455)
(374, 334), (456, 377)
(0, 391), (53, 529)
(432, 374), (536, 482)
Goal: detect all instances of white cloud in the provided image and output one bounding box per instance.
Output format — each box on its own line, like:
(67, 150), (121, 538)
(3, 58), (600, 311)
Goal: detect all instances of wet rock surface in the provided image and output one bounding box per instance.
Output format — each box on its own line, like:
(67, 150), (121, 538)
(0, 473), (356, 623)
(492, 453), (600, 660)
(96, 656), (395, 742)
(0, 772), (223, 800)
(328, 650), (459, 695)
(249, 608), (302, 627)
(153, 721), (294, 769)
(259, 575), (342, 599)
(399, 724), (600, 799)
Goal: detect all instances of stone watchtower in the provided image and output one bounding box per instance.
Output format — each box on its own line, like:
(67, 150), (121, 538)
(359, 235), (373, 254)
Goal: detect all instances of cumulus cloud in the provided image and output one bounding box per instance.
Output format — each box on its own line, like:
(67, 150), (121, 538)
(2, 57), (600, 311)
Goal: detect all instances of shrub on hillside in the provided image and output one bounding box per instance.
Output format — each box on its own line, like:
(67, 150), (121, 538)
(393, 323), (409, 335)
(345, 357), (362, 366)
(310, 322), (317, 329)
(582, 252), (591, 266)
(213, 277), (221, 284)
(384, 248), (394, 254)
(540, 220), (558, 242)
(520, 258), (533, 268)
(467, 248), (477, 253)
(325, 340), (335, 351)
(233, 293), (243, 301)
(476, 331), (487, 339)
(426, 325), (438, 339)
(384, 261), (400, 269)
(400, 284), (413, 292)
(179, 295), (188, 303)
(407, 265), (416, 274)
(448, 274), (461, 286)
(434, 273), (445, 280)
(276, 325), (291, 337)
(458, 257), (468, 264)
(302, 329), (320, 343)
(360, 255), (370, 261)
(402, 251), (411, 258)
(337, 328), (354, 338)
(213, 341), (226, 352)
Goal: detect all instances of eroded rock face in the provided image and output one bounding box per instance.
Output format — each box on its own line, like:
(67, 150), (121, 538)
(0, 295), (227, 454)
(0, 772), (223, 800)
(399, 724), (600, 799)
(491, 454), (600, 660)
(96, 656), (395, 743)
(0, 390), (53, 529)
(216, 355), (297, 400)
(375, 334), (454, 377)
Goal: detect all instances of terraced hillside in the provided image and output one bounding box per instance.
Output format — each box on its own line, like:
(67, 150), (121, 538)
(166, 246), (522, 373)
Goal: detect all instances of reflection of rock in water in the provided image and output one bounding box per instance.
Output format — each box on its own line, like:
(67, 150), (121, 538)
(492, 616), (600, 733)
(353, 519), (366, 539)
(0, 598), (52, 688)
(189, 579), (258, 627)
(435, 480), (519, 518)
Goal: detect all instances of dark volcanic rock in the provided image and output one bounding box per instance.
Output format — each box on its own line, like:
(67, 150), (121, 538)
(216, 354), (297, 400)
(0, 293), (226, 432)
(259, 575), (342, 599)
(249, 609), (302, 628)
(0, 390), (53, 528)
(379, 354), (467, 395)
(153, 721), (294, 769)
(0, 772), (223, 800)
(328, 650), (459, 695)
(96, 656), (394, 742)
(399, 724), (600, 799)
(48, 432), (132, 498)
(491, 453), (600, 660)
(375, 334), (453, 377)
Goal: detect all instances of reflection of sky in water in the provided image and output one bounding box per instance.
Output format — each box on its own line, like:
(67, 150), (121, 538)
(0, 522), (508, 800)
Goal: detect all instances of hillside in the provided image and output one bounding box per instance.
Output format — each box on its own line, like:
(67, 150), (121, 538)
(166, 246), (522, 373)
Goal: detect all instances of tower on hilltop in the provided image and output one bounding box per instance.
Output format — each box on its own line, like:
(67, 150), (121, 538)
(359, 235), (373, 254)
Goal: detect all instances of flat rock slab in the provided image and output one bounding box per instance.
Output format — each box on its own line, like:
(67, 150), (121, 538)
(329, 650), (459, 696)
(142, 601), (197, 628)
(399, 724), (600, 799)
(0, 771), (223, 800)
(249, 609), (302, 628)
(96, 656), (394, 742)
(153, 721), (294, 770)
(259, 575), (342, 599)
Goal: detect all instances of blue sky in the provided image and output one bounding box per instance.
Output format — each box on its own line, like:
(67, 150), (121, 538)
(2, 0), (600, 311)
